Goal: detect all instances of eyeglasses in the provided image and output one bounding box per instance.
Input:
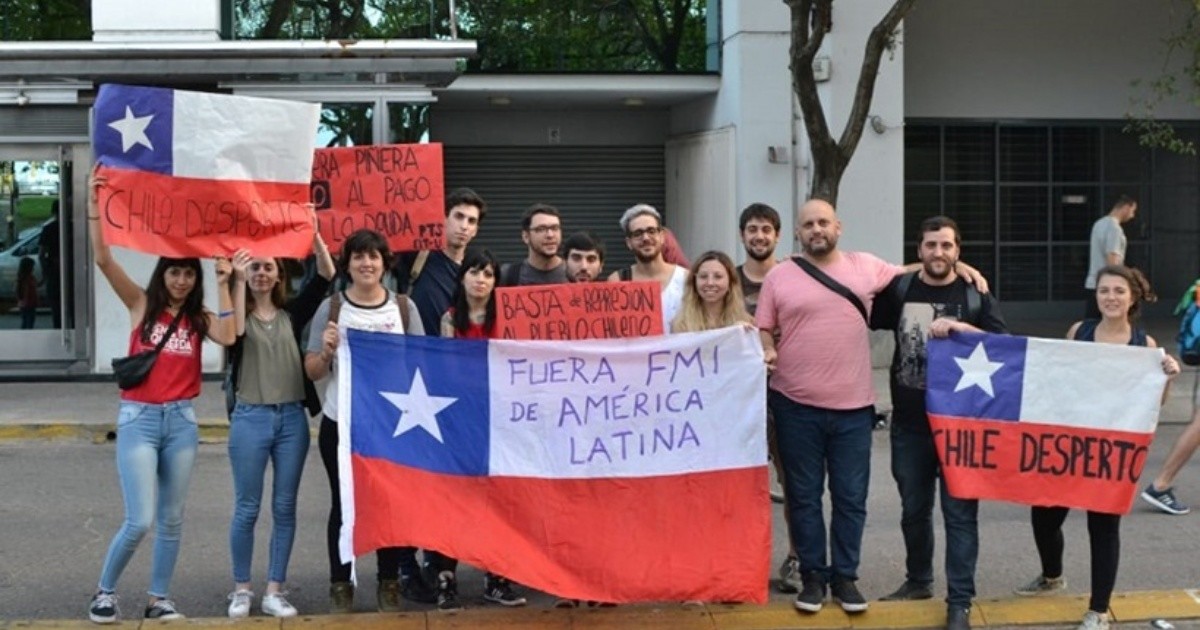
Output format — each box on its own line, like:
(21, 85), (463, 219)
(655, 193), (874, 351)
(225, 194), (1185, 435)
(528, 224), (562, 235)
(627, 226), (663, 239)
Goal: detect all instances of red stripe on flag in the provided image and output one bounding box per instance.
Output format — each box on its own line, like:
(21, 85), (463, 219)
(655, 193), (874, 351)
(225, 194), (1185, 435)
(351, 455), (770, 603)
(95, 165), (314, 258)
(929, 414), (1154, 514)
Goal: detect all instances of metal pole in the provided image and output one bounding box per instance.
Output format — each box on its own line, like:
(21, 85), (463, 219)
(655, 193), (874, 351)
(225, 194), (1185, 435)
(448, 0), (458, 39)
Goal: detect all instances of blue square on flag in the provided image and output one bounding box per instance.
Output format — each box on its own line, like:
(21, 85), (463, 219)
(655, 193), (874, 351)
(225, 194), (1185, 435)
(93, 84), (174, 176)
(347, 330), (490, 476)
(927, 332), (1025, 422)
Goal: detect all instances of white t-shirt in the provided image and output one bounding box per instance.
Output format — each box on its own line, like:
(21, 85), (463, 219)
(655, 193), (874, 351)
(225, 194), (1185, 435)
(306, 290), (424, 420)
(660, 265), (689, 332)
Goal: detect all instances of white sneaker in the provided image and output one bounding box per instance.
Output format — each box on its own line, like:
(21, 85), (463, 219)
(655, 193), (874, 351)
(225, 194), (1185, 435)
(1078, 610), (1110, 630)
(261, 592), (298, 618)
(227, 589), (253, 618)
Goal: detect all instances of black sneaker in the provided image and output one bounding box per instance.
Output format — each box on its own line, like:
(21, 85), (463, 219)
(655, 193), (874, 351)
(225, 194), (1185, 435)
(436, 572), (462, 611)
(946, 606), (972, 630)
(376, 579), (402, 613)
(144, 599), (185, 620)
(1142, 484), (1191, 515)
(88, 591), (118, 624)
(401, 573), (438, 604)
(831, 577), (868, 613)
(483, 575), (527, 607)
(793, 572), (826, 612)
(880, 580), (933, 601)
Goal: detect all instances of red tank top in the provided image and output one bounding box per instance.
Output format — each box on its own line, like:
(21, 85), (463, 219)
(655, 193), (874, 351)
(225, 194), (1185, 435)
(120, 310), (203, 403)
(446, 307), (494, 339)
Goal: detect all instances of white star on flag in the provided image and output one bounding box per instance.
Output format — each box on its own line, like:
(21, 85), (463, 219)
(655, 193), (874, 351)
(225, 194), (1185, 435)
(108, 106), (155, 152)
(953, 341), (1005, 397)
(381, 368), (458, 443)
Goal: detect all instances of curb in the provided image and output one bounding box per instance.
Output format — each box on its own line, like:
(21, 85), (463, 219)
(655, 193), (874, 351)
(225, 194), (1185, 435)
(5, 590), (1200, 628)
(0, 421), (251, 444)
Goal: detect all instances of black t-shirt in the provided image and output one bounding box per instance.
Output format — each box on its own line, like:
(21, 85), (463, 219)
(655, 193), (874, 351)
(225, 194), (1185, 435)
(394, 250), (461, 335)
(870, 273), (1009, 430)
(737, 265), (763, 317)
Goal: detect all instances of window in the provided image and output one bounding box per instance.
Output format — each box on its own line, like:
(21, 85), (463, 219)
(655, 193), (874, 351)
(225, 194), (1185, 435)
(903, 122), (1181, 302)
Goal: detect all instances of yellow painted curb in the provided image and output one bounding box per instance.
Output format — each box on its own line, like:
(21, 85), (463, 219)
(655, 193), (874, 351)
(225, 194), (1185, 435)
(1111, 589), (1200, 622)
(0, 421), (324, 444)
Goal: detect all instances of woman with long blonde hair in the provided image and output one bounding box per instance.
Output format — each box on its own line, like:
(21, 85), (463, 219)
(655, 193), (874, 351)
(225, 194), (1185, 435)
(671, 250), (751, 333)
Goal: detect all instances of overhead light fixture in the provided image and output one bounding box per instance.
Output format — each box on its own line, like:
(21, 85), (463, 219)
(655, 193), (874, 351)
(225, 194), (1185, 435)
(623, 97), (645, 107)
(488, 95), (511, 106)
(869, 115), (887, 134)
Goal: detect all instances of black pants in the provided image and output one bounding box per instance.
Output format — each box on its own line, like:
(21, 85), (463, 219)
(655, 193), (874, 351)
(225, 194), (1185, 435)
(1030, 506), (1120, 613)
(319, 416), (404, 583)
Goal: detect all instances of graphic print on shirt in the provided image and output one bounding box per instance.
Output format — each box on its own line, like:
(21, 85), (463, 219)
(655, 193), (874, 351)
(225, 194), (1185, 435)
(148, 321), (194, 356)
(896, 301), (964, 390)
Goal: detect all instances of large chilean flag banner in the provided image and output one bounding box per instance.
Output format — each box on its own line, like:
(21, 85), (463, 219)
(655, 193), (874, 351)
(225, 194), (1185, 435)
(926, 333), (1167, 515)
(336, 326), (770, 603)
(92, 84), (320, 258)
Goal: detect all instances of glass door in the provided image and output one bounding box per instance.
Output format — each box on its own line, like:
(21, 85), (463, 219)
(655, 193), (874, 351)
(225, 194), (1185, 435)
(0, 144), (84, 365)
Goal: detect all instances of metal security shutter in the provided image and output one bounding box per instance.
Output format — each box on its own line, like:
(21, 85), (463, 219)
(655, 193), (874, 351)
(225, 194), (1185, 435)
(0, 106), (89, 140)
(443, 146), (665, 273)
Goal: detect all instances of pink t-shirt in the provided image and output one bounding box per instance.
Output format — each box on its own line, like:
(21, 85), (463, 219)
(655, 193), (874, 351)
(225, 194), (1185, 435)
(756, 252), (901, 410)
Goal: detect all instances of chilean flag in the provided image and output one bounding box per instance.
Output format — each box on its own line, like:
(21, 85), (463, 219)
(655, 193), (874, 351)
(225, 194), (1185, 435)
(336, 326), (770, 603)
(92, 84), (320, 258)
(926, 333), (1167, 514)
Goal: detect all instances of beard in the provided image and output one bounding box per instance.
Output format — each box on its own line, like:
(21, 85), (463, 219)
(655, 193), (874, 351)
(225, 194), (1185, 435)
(923, 259), (955, 280)
(745, 246), (774, 262)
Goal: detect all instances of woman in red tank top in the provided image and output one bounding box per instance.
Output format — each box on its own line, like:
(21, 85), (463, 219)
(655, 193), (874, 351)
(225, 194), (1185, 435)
(439, 248), (501, 341)
(86, 169), (237, 623)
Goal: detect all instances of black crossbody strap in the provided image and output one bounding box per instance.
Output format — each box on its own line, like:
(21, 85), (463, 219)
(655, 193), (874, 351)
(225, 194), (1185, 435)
(792, 257), (869, 324)
(146, 309), (185, 354)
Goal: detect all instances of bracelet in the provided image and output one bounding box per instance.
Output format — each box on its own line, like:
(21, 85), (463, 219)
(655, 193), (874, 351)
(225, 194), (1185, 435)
(218, 310), (234, 318)
(88, 216), (100, 221)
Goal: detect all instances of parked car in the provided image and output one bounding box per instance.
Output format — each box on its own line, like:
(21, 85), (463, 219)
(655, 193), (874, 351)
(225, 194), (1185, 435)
(0, 224), (47, 301)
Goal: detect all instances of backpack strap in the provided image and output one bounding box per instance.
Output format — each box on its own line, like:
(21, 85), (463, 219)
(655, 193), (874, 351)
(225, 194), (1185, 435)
(328, 291), (342, 327)
(410, 250), (430, 286)
(893, 272), (915, 305)
(966, 284), (982, 324)
(393, 293), (410, 332)
(619, 267), (633, 282)
(502, 261), (523, 287)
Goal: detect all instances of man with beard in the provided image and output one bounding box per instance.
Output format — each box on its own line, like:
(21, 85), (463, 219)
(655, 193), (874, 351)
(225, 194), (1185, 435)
(757, 199), (986, 615)
(608, 204), (688, 331)
(563, 231), (605, 283)
(869, 216), (1007, 630)
(501, 203), (566, 286)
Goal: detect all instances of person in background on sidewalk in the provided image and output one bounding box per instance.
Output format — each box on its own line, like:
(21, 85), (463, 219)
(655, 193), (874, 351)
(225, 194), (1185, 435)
(304, 229), (424, 614)
(733, 202), (796, 590)
(1014, 265), (1179, 630)
(223, 227), (335, 619)
(870, 216), (1009, 630)
(16, 256), (38, 329)
(1084, 196), (1137, 319)
(431, 248), (528, 610)
(86, 170), (237, 624)
(1141, 406), (1200, 515)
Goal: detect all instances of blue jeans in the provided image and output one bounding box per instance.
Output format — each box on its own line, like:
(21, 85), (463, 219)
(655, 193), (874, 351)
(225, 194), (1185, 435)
(891, 422), (979, 607)
(228, 401), (310, 584)
(97, 401), (198, 597)
(770, 391), (872, 582)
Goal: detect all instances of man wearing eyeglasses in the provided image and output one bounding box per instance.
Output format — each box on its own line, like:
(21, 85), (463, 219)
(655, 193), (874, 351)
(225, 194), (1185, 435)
(608, 204), (688, 331)
(500, 203), (567, 286)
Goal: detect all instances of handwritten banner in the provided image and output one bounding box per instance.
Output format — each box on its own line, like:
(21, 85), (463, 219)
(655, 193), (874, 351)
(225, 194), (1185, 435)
(495, 281), (664, 340)
(927, 333), (1166, 514)
(311, 143), (445, 254)
(96, 165), (314, 258)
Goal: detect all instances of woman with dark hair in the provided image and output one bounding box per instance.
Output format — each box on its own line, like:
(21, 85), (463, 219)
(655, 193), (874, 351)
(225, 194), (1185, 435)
(439, 248), (500, 338)
(223, 230), (335, 619)
(426, 248), (526, 610)
(304, 228), (424, 614)
(86, 172), (237, 624)
(1014, 265), (1179, 630)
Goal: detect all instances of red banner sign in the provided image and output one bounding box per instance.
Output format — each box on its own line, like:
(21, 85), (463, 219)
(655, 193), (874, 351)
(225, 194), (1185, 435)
(495, 281), (664, 340)
(311, 143), (445, 255)
(96, 165), (314, 258)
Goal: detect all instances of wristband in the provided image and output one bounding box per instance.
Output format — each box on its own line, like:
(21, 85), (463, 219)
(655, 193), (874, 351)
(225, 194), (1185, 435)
(218, 310), (234, 319)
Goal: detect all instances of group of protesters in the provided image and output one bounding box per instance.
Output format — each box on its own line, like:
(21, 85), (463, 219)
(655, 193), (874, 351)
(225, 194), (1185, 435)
(82, 166), (1185, 630)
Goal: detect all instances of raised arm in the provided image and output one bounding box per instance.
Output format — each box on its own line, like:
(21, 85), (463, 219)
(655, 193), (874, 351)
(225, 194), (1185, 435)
(88, 169), (145, 317)
(206, 257), (236, 346)
(230, 249), (250, 338)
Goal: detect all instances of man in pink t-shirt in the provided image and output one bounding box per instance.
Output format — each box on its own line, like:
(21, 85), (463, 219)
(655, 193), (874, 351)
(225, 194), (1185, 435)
(756, 199), (904, 615)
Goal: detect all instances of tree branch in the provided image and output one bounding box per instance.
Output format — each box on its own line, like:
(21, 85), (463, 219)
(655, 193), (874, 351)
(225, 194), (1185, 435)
(786, 0), (835, 158)
(837, 0), (917, 161)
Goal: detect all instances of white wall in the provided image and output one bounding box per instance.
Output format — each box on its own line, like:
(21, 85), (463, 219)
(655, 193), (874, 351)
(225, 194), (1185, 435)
(432, 109), (669, 146)
(92, 0), (220, 42)
(665, 127), (737, 256)
(905, 0), (1198, 120)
